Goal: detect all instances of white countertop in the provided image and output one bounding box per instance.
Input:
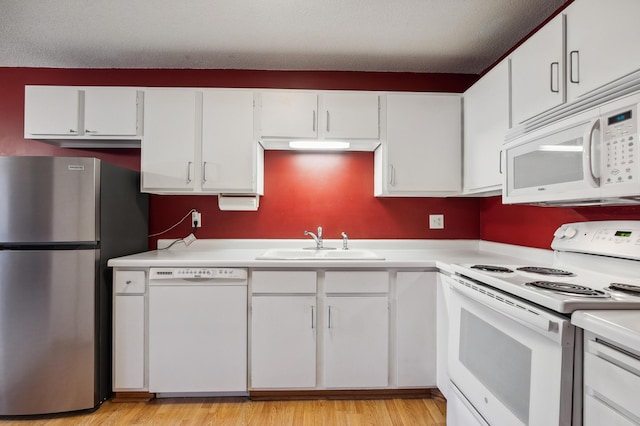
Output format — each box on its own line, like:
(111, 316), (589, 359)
(572, 310), (640, 355)
(107, 238), (554, 270)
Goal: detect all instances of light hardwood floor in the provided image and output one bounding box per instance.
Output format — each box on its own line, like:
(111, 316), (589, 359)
(0, 397), (446, 425)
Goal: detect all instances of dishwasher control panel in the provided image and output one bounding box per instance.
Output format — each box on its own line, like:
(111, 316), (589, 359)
(150, 268), (248, 280)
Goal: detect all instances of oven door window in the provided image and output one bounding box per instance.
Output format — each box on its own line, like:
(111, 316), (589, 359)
(447, 283), (574, 426)
(460, 309), (532, 424)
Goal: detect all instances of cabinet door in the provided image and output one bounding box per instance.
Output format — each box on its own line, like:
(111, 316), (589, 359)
(202, 90), (257, 193)
(259, 91), (318, 138)
(321, 92), (379, 139)
(463, 60), (510, 194)
(251, 295), (317, 389)
(511, 14), (565, 124)
(566, 0), (640, 100)
(24, 86), (80, 135)
(396, 271), (436, 388)
(141, 90), (197, 192)
(113, 295), (145, 390)
(376, 93), (461, 196)
(84, 88), (138, 136)
(324, 296), (388, 388)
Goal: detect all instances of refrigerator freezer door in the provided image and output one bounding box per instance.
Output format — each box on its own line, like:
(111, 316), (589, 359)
(0, 156), (98, 243)
(0, 249), (98, 415)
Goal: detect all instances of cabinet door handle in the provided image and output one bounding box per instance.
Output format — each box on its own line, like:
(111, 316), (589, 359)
(69, 129), (77, 134)
(569, 50), (580, 84)
(311, 305), (315, 329)
(328, 306), (332, 329)
(125, 280), (132, 285)
(85, 129), (96, 134)
(550, 62), (560, 93)
(499, 150), (503, 175)
(326, 111), (330, 132)
(202, 161), (208, 184)
(312, 110), (316, 132)
(388, 165), (396, 186)
(187, 161), (193, 184)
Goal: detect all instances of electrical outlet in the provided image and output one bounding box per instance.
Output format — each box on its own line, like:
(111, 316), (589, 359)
(429, 214), (444, 229)
(191, 211), (202, 228)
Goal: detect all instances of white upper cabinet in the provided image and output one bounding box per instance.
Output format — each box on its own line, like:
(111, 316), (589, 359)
(84, 88), (138, 136)
(201, 90), (261, 194)
(24, 86), (141, 145)
(259, 91), (318, 139)
(565, 0), (640, 100)
(375, 93), (461, 196)
(463, 60), (510, 195)
(141, 89), (263, 196)
(258, 90), (380, 149)
(141, 89), (198, 193)
(510, 14), (565, 125)
(321, 92), (379, 140)
(24, 86), (80, 136)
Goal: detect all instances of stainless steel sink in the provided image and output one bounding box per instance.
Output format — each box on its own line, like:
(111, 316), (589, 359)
(256, 248), (385, 260)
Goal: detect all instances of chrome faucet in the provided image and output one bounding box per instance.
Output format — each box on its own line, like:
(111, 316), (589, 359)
(304, 226), (323, 249)
(341, 232), (349, 250)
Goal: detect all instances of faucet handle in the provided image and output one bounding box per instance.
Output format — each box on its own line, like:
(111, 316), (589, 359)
(341, 232), (348, 250)
(317, 226), (323, 238)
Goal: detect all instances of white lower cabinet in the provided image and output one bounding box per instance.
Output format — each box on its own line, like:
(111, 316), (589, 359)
(324, 295), (389, 388)
(396, 271), (436, 388)
(112, 270), (147, 391)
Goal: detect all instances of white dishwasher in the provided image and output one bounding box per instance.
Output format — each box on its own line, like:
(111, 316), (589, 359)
(148, 268), (248, 396)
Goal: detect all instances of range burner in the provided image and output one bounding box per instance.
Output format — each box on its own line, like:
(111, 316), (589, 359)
(470, 265), (514, 273)
(517, 266), (575, 277)
(525, 281), (609, 297)
(608, 283), (640, 295)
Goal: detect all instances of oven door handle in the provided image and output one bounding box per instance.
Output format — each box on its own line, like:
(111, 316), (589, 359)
(451, 279), (554, 333)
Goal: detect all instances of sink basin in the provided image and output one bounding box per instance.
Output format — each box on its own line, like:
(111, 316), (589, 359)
(256, 248), (385, 260)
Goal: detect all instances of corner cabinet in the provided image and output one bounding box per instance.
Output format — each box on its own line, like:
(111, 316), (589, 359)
(24, 86), (141, 147)
(140, 88), (263, 195)
(463, 59), (510, 195)
(375, 93), (462, 196)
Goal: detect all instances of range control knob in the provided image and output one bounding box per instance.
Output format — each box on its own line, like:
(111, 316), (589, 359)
(563, 227), (578, 239)
(554, 227), (567, 239)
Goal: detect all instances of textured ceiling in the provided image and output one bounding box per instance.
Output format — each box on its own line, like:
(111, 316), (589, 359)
(0, 0), (568, 74)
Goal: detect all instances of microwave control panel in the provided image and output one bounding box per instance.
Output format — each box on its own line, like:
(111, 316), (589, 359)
(602, 103), (638, 186)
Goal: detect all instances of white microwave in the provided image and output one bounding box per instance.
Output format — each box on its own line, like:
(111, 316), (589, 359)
(503, 92), (640, 206)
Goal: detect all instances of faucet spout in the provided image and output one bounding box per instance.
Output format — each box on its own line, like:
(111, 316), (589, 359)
(304, 226), (324, 249)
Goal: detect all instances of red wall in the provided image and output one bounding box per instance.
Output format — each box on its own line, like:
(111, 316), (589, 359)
(480, 197), (640, 249)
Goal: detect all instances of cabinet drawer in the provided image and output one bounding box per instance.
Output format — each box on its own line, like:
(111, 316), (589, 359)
(252, 270), (317, 294)
(584, 393), (637, 426)
(324, 271), (388, 293)
(584, 342), (640, 420)
(114, 270), (146, 294)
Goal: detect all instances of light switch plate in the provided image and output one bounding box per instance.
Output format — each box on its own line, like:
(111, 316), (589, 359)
(429, 214), (444, 229)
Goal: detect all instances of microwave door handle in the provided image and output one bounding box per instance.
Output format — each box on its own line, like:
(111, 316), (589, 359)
(583, 118), (600, 188)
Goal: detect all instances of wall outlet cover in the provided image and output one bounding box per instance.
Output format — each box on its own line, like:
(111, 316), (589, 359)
(429, 214), (444, 229)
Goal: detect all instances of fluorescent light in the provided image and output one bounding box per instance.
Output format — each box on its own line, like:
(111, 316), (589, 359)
(288, 141), (350, 150)
(538, 145), (584, 152)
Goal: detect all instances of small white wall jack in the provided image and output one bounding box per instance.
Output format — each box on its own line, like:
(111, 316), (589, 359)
(429, 214), (444, 229)
(192, 211), (202, 228)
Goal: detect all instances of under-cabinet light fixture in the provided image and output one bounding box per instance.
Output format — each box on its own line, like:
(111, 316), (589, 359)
(288, 141), (351, 150)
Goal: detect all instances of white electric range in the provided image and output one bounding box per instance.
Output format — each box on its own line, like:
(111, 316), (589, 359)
(444, 221), (640, 426)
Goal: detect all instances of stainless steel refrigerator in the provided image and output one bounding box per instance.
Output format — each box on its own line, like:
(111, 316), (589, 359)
(0, 156), (148, 416)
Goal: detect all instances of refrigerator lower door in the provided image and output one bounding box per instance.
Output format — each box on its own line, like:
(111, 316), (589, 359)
(0, 249), (98, 415)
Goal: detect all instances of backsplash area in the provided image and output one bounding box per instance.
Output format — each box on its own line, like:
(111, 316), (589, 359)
(149, 151), (481, 247)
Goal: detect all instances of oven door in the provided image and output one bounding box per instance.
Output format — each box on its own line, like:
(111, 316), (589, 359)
(503, 109), (601, 205)
(446, 275), (575, 426)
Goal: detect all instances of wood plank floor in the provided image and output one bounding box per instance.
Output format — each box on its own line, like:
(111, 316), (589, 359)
(0, 397), (446, 425)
